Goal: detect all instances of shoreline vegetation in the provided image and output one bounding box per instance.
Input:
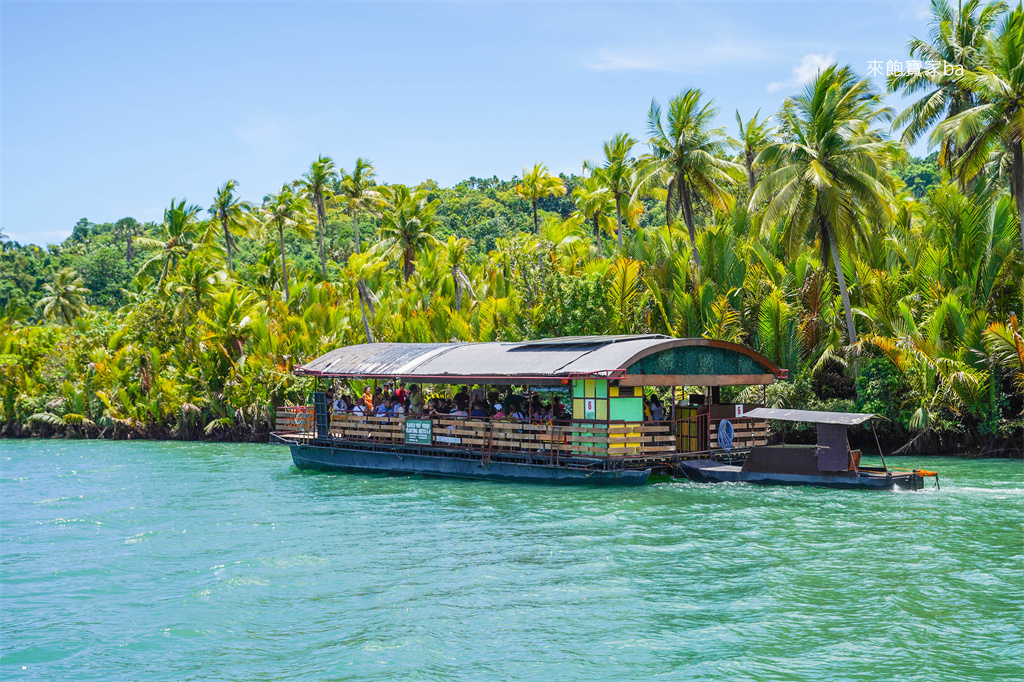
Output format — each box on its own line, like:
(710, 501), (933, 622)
(2, 2), (1023, 456)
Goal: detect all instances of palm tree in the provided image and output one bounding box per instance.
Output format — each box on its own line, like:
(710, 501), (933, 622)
(751, 65), (896, 345)
(443, 235), (474, 309)
(298, 156), (337, 277)
(585, 134), (643, 252)
(935, 7), (1024, 255)
(376, 185), (441, 282)
(338, 158), (382, 254)
(647, 89), (742, 270)
(164, 250), (225, 310)
(136, 199), (204, 285)
(984, 312), (1024, 393)
(887, 0), (1007, 176)
(732, 110), (775, 192)
(514, 163), (566, 235)
(198, 289), (260, 362)
(35, 268), (90, 324)
(113, 217), (141, 264)
(571, 175), (616, 257)
(209, 180), (253, 273)
(347, 252), (382, 343)
(259, 186), (314, 302)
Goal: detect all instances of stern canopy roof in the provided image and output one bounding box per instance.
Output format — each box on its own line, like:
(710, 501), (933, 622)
(743, 408), (877, 425)
(297, 335), (781, 386)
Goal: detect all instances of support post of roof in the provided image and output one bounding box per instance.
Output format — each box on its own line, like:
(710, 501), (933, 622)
(871, 423), (888, 471)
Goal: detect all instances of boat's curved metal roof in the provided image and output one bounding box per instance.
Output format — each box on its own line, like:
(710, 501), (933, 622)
(297, 335), (782, 386)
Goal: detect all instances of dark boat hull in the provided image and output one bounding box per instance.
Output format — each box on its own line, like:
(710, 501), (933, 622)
(290, 443), (651, 486)
(676, 459), (923, 490)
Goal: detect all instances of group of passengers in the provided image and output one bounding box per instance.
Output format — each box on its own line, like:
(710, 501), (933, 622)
(424, 388), (568, 423)
(326, 383), (569, 423)
(327, 382), (422, 417)
(327, 382), (670, 422)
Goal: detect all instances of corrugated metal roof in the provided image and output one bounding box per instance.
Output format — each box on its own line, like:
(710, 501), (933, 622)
(514, 334), (669, 347)
(296, 335), (780, 383)
(743, 408), (877, 425)
(556, 339), (677, 374)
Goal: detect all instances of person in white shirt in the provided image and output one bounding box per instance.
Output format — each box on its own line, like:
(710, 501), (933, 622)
(334, 395), (348, 413)
(650, 395), (665, 421)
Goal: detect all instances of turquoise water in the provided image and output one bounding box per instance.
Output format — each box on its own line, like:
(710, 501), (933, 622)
(1, 441), (1021, 681)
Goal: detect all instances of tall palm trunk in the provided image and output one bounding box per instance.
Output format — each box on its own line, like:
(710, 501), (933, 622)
(315, 195), (327, 278)
(665, 177), (675, 229)
(532, 199), (540, 234)
(126, 235), (134, 264)
(359, 294), (374, 343)
(593, 215), (603, 257)
(404, 246), (414, 282)
(452, 267), (463, 309)
(615, 195), (624, 252)
(278, 224), (290, 302)
(825, 227), (857, 345)
(745, 149), (757, 192)
(159, 257), (171, 286)
(352, 210), (361, 254)
(678, 179), (702, 270)
(220, 214), (234, 272)
(1012, 140), (1024, 258)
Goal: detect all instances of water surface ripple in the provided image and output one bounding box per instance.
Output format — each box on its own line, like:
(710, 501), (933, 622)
(1, 441), (1021, 681)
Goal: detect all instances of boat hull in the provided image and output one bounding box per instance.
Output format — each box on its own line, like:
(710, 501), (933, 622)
(290, 443), (651, 486)
(676, 459), (923, 490)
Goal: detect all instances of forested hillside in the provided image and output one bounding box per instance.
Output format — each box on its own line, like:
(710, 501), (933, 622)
(2, 3), (1022, 454)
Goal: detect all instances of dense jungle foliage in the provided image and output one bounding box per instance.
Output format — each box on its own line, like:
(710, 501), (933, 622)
(2, 1), (1023, 453)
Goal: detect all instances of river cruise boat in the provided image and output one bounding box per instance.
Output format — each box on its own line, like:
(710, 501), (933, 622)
(272, 335), (935, 490)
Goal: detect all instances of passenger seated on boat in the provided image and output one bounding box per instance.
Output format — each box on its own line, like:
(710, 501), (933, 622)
(455, 385), (470, 407)
(551, 396), (567, 420)
(351, 401), (366, 416)
(507, 397), (527, 422)
(492, 403), (506, 420)
(393, 400), (406, 416)
(470, 400), (489, 418)
(375, 398), (390, 416)
(425, 398), (441, 417)
(529, 396), (545, 421)
(395, 382), (409, 404)
(361, 386), (374, 412)
(333, 394), (348, 413)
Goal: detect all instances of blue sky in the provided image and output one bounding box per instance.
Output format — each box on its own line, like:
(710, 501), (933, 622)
(2, 1), (934, 245)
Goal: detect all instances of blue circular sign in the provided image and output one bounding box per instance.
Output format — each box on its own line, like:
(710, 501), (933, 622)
(719, 419), (735, 451)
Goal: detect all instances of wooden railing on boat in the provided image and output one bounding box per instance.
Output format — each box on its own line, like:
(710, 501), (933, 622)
(274, 406), (768, 460)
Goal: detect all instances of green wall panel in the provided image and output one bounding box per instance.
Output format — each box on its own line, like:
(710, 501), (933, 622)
(627, 346), (767, 376)
(609, 397), (643, 421)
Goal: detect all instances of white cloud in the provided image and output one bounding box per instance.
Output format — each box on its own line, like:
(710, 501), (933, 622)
(584, 41), (768, 73)
(585, 49), (663, 72)
(767, 52), (835, 93)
